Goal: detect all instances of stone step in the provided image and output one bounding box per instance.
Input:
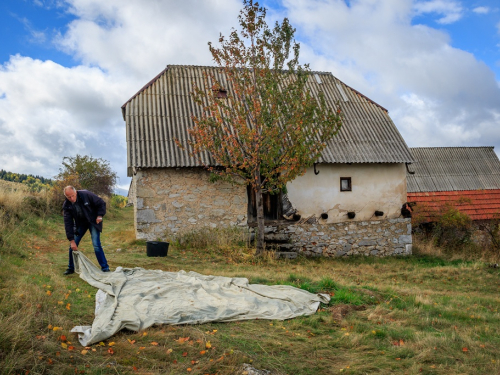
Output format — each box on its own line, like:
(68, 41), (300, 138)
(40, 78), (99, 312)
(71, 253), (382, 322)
(264, 233), (290, 242)
(266, 243), (295, 251)
(274, 252), (298, 259)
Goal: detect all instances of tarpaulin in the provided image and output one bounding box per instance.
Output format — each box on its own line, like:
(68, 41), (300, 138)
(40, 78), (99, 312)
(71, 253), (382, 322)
(70, 251), (329, 346)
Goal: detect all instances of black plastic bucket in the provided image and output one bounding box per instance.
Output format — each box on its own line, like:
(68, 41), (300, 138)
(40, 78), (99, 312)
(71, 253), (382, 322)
(146, 241), (169, 257)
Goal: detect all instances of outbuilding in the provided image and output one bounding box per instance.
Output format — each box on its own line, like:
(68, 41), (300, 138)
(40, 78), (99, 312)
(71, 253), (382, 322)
(406, 147), (500, 221)
(122, 65), (414, 257)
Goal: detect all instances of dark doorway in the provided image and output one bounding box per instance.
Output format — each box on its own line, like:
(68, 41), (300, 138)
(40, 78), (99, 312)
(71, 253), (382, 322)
(247, 185), (283, 223)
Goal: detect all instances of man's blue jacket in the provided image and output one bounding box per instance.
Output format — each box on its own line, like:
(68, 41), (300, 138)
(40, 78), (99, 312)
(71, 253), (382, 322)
(63, 190), (106, 241)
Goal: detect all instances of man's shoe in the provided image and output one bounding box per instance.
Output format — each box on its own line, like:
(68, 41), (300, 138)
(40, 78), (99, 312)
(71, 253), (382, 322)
(63, 269), (74, 275)
(102, 269), (110, 272)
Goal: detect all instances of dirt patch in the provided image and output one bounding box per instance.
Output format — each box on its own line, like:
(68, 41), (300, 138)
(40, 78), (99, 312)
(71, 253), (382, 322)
(328, 304), (367, 321)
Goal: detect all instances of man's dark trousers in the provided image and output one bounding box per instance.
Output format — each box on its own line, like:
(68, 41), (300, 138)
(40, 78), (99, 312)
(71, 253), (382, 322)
(68, 224), (109, 272)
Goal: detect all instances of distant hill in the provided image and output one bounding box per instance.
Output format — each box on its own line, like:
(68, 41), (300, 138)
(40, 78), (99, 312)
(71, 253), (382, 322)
(0, 169), (52, 192)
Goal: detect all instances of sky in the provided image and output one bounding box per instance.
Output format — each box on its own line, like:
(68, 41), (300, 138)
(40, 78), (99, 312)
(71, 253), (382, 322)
(1, 0), (500, 194)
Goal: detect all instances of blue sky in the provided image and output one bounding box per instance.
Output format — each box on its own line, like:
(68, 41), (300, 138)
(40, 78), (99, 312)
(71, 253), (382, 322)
(1, 0), (500, 192)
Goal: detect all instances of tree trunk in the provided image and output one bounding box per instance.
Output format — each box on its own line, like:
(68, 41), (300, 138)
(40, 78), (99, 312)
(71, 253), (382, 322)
(254, 175), (265, 256)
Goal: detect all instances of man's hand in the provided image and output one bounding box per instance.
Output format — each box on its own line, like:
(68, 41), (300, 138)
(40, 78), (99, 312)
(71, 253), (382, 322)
(70, 240), (78, 251)
(96, 216), (103, 224)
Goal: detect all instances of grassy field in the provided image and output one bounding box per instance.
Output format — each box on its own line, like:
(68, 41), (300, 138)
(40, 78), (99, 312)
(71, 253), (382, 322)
(1, 203), (499, 375)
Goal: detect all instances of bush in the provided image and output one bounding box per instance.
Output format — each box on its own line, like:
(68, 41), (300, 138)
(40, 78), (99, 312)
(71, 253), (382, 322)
(433, 205), (473, 249)
(111, 194), (128, 208)
(55, 155), (117, 197)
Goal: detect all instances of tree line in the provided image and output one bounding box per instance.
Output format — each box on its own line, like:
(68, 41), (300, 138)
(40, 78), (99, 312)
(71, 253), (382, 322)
(0, 169), (53, 192)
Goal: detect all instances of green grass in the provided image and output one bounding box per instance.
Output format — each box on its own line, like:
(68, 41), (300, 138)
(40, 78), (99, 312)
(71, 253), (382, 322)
(1, 205), (500, 374)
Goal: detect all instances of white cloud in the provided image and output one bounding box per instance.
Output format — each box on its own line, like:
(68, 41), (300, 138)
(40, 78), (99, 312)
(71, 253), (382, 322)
(0, 55), (131, 179)
(413, 0), (464, 24)
(0, 0), (242, 186)
(472, 6), (490, 14)
(55, 0), (241, 79)
(281, 0), (500, 150)
(1, 0), (500, 188)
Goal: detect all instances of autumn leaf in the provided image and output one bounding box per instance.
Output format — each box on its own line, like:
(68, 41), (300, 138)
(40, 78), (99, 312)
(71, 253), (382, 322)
(66, 303), (71, 310)
(200, 350), (206, 355)
(68, 346), (75, 351)
(187, 368), (192, 372)
(108, 342), (115, 346)
(206, 341), (212, 349)
(182, 352), (188, 357)
(61, 342), (68, 349)
(139, 347), (146, 350)
(52, 327), (62, 331)
(151, 342), (159, 346)
(133, 366), (138, 371)
(128, 339), (136, 345)
(143, 332), (148, 336)
(462, 347), (468, 352)
(81, 350), (88, 355)
(108, 348), (114, 355)
(47, 324), (53, 329)
(59, 335), (67, 342)
(166, 348), (173, 354)
(46, 291), (52, 296)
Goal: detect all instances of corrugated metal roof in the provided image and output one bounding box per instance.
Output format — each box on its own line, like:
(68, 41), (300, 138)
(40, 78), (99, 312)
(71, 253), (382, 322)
(407, 190), (500, 221)
(123, 65), (413, 175)
(407, 147), (500, 192)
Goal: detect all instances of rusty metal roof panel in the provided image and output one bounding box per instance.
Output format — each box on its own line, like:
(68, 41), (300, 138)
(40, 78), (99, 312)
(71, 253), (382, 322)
(123, 65), (413, 174)
(407, 147), (500, 192)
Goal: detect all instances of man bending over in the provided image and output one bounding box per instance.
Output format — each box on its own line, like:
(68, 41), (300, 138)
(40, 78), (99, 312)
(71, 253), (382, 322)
(62, 186), (110, 275)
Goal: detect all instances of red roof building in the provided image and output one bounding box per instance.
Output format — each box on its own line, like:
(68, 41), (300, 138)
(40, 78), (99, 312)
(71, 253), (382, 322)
(406, 147), (500, 221)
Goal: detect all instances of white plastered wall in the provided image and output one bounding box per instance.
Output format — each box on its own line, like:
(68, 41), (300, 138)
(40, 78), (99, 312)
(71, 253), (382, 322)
(286, 163), (407, 223)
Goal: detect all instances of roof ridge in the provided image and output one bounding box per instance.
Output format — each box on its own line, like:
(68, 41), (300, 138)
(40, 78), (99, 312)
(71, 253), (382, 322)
(121, 64), (387, 113)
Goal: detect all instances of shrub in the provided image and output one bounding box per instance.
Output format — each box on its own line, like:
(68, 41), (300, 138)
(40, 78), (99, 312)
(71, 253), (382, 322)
(432, 205), (473, 250)
(55, 155), (117, 197)
(111, 194), (128, 208)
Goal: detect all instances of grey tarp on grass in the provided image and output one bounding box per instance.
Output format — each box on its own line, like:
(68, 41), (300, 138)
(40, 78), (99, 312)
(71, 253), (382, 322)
(70, 251), (330, 346)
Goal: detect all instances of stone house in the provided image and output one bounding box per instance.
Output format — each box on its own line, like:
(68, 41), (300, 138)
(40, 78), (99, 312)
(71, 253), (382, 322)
(406, 147), (500, 221)
(122, 65), (414, 257)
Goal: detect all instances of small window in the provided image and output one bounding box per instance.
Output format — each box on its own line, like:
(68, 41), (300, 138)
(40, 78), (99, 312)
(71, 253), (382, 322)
(216, 89), (228, 99)
(340, 177), (351, 192)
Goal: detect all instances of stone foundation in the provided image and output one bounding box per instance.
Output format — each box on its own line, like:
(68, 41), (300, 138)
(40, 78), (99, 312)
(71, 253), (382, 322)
(133, 168), (247, 240)
(267, 218), (412, 257)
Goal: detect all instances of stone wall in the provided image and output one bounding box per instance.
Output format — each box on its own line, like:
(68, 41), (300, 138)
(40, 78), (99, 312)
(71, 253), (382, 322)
(133, 168), (247, 240)
(268, 218), (412, 257)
